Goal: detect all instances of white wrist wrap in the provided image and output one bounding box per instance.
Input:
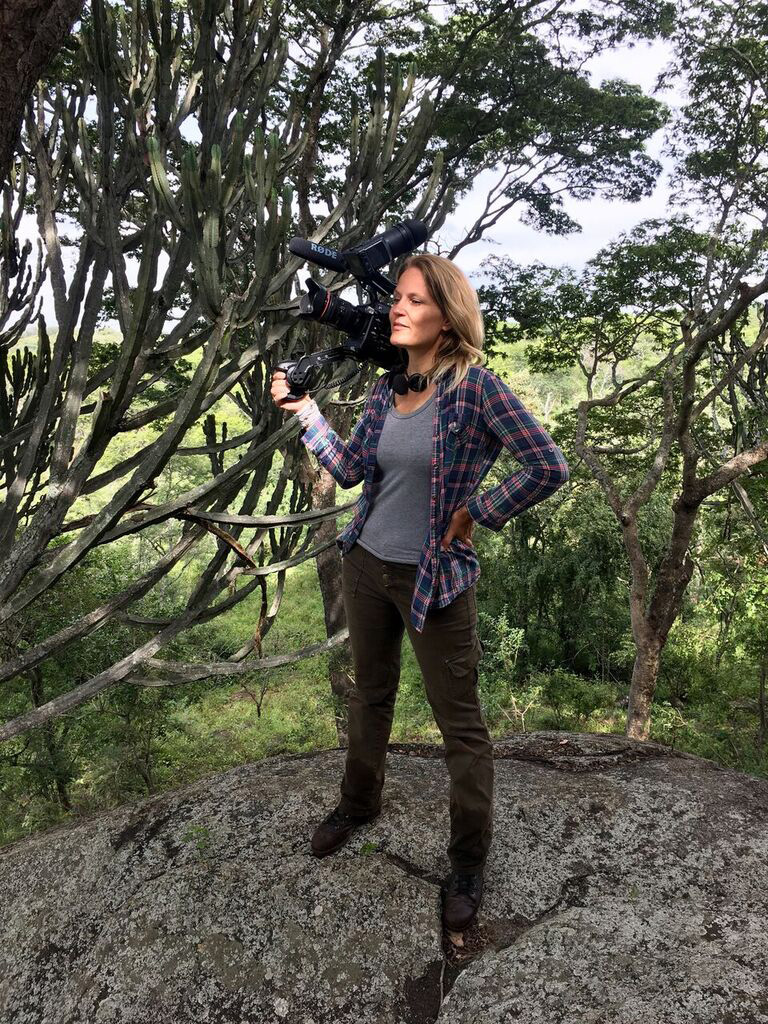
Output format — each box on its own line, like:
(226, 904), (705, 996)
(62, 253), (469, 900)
(295, 398), (322, 428)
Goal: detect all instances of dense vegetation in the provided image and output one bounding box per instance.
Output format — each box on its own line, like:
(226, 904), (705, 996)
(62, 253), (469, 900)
(2, 0), (767, 851)
(2, 324), (764, 848)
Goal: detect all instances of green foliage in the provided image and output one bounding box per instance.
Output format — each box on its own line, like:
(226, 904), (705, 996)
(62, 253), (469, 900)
(181, 822), (214, 860)
(3, 308), (767, 850)
(536, 669), (619, 730)
(5, 0), (768, 839)
(475, 604), (527, 722)
(660, 0), (768, 216)
(650, 700), (689, 750)
(412, 1), (670, 223)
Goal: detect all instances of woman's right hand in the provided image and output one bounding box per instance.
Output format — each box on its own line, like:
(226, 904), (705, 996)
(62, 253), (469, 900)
(270, 370), (312, 415)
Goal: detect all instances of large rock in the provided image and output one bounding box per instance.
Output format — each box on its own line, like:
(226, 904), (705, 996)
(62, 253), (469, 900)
(1, 731), (767, 1023)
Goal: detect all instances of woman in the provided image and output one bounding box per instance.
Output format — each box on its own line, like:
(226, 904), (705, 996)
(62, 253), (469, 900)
(271, 253), (569, 932)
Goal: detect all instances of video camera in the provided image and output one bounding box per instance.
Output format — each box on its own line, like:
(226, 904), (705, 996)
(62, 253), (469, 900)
(276, 219), (429, 398)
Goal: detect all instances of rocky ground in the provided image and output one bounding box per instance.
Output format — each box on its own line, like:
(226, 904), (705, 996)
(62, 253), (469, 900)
(1, 731), (767, 1023)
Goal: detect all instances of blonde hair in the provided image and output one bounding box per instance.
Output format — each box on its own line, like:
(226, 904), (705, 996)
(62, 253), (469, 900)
(396, 253), (485, 392)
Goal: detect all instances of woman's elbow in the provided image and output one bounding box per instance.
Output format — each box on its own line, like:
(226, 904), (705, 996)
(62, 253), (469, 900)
(537, 455), (569, 491)
(548, 447), (569, 486)
(339, 471), (364, 490)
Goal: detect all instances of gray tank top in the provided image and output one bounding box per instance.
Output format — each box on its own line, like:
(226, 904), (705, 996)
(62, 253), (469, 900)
(355, 390), (436, 565)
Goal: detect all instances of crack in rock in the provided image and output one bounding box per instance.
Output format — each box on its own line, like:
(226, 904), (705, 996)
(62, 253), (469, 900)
(384, 734), (704, 775)
(377, 849), (444, 888)
(399, 869), (619, 1024)
(493, 868), (596, 947)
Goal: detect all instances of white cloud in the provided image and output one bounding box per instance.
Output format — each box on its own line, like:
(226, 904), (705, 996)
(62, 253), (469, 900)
(441, 38), (683, 280)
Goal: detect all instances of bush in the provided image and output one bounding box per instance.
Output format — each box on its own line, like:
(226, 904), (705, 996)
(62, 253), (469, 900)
(536, 668), (618, 729)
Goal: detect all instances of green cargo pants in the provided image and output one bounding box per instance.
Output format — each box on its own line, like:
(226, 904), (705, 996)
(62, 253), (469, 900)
(338, 540), (494, 873)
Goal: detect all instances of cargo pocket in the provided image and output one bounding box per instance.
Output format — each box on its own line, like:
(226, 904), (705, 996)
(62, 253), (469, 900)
(443, 634), (484, 694)
(341, 547), (364, 599)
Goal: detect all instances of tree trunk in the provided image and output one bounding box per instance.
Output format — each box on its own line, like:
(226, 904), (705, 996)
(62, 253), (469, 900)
(310, 464), (355, 746)
(625, 631), (664, 740)
(0, 0), (85, 188)
(623, 498), (698, 741)
(758, 655), (767, 753)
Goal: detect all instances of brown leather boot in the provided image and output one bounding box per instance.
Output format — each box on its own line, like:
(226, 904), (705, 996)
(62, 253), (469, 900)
(441, 870), (484, 931)
(310, 805), (380, 858)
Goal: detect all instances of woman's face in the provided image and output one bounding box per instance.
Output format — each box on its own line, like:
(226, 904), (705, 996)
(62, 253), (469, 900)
(389, 266), (451, 355)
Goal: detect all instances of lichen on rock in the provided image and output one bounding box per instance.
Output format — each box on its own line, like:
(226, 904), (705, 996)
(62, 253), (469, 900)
(1, 731), (767, 1023)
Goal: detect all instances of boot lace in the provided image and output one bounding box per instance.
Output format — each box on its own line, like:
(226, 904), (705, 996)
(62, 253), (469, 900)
(327, 807), (355, 826)
(452, 872), (479, 896)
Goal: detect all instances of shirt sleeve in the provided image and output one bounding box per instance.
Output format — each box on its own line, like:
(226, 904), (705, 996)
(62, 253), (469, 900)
(296, 377), (383, 490)
(465, 370), (569, 532)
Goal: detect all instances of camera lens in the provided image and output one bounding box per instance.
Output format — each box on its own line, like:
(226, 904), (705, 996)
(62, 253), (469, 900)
(298, 279), (367, 336)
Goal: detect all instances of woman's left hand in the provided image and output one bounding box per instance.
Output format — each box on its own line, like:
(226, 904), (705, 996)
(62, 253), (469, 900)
(441, 507), (476, 551)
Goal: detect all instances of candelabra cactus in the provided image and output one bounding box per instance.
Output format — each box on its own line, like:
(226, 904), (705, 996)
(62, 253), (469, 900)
(0, 0), (456, 740)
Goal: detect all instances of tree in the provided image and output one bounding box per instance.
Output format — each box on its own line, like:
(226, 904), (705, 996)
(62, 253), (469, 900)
(478, 2), (768, 741)
(0, 0), (86, 189)
(0, 0), (674, 742)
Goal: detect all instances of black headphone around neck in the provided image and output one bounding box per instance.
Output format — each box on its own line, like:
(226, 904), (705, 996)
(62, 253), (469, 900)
(386, 367), (430, 395)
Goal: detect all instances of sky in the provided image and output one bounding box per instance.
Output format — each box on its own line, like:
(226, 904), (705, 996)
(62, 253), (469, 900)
(442, 37), (681, 285)
(14, 27), (683, 329)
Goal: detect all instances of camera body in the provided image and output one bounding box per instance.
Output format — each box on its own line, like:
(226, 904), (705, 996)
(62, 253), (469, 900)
(278, 220), (429, 398)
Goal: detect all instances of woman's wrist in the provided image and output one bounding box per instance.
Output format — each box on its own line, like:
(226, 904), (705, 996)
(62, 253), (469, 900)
(295, 397), (322, 428)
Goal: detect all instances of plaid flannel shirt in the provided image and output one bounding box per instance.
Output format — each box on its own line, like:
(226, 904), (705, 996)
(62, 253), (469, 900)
(297, 364), (569, 633)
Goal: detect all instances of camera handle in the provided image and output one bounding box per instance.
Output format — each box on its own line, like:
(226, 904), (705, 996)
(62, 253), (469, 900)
(275, 347), (368, 399)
